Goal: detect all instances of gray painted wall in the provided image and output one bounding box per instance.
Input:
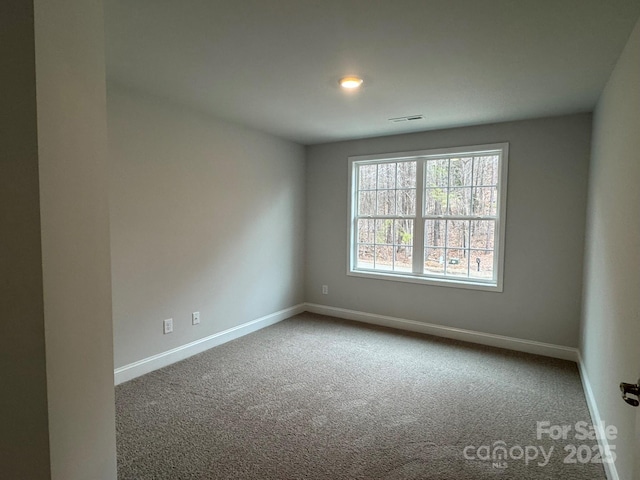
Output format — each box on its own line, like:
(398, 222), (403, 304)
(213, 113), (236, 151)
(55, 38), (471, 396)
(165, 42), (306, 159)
(306, 114), (591, 347)
(108, 86), (306, 368)
(34, 0), (117, 478)
(0, 1), (51, 477)
(581, 18), (640, 480)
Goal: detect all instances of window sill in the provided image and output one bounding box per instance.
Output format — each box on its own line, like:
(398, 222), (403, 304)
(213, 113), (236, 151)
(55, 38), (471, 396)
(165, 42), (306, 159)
(347, 268), (503, 292)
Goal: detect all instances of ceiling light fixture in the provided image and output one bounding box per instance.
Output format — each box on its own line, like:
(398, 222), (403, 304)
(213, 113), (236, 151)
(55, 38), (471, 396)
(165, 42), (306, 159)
(339, 76), (364, 89)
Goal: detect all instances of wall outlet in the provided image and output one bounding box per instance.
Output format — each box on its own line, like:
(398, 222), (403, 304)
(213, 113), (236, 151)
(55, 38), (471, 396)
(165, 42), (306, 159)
(322, 285), (329, 295)
(163, 318), (173, 334)
(192, 311), (200, 325)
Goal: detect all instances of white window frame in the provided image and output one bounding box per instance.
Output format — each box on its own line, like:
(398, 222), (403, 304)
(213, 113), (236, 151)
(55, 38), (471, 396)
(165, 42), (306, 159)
(347, 143), (509, 292)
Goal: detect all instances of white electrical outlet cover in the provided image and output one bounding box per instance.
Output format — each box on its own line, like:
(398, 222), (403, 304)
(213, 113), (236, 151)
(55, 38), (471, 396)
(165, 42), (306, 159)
(192, 312), (200, 325)
(163, 318), (173, 334)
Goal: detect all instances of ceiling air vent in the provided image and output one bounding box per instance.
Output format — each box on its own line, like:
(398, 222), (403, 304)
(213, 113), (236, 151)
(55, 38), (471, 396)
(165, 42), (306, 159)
(389, 115), (425, 123)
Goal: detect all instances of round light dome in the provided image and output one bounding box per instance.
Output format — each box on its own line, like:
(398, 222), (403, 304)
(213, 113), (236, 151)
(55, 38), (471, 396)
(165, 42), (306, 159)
(339, 76), (364, 89)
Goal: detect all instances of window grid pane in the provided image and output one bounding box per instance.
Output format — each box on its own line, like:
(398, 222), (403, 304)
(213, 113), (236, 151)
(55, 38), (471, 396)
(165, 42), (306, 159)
(356, 161), (417, 273)
(424, 220), (495, 279)
(356, 219), (414, 273)
(420, 155), (498, 281)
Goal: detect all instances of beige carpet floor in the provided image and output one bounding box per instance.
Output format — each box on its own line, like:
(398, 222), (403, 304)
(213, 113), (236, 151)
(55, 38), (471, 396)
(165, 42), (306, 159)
(116, 312), (606, 479)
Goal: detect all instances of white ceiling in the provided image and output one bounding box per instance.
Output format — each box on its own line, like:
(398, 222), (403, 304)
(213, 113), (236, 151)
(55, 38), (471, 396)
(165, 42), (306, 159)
(105, 0), (640, 145)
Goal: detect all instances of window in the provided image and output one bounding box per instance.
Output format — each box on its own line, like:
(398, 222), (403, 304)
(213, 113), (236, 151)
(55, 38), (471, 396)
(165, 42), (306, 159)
(348, 143), (508, 291)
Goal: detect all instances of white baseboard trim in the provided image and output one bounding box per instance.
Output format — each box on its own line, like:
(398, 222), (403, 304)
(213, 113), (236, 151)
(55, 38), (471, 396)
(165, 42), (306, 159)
(577, 352), (619, 480)
(304, 303), (579, 362)
(114, 303), (305, 385)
